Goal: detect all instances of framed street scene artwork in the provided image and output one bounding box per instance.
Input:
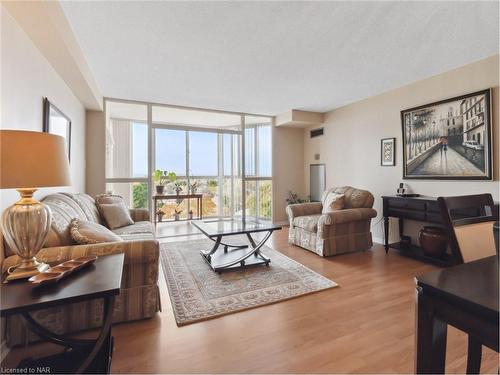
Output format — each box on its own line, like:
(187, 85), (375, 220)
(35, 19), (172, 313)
(43, 98), (72, 162)
(401, 89), (492, 180)
(381, 138), (395, 166)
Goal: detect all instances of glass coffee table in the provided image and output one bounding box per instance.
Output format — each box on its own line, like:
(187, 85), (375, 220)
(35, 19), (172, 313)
(192, 219), (282, 272)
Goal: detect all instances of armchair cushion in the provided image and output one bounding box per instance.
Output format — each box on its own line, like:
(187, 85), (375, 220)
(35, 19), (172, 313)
(321, 208), (377, 226)
(293, 214), (321, 232)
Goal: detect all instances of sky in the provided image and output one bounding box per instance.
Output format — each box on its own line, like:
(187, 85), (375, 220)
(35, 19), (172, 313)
(132, 123), (271, 178)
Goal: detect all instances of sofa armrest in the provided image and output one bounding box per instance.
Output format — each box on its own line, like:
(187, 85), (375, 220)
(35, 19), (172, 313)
(286, 202), (323, 225)
(2, 240), (159, 288)
(320, 208), (377, 226)
(129, 208), (150, 222)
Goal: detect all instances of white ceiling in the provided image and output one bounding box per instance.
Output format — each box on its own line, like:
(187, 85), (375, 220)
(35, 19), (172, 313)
(61, 1), (499, 115)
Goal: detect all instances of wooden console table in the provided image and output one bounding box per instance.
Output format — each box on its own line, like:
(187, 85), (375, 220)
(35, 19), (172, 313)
(382, 195), (499, 267)
(152, 193), (203, 226)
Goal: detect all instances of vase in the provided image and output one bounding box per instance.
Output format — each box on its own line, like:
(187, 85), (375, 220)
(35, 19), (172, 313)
(419, 226), (447, 258)
(175, 186), (182, 195)
(155, 185), (165, 195)
(174, 213), (180, 221)
(188, 212), (193, 220)
(157, 214), (163, 222)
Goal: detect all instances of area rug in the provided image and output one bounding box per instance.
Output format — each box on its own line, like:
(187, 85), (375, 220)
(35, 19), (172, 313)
(160, 238), (338, 325)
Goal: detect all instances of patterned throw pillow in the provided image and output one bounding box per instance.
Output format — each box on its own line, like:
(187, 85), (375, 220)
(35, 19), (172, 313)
(322, 193), (345, 214)
(70, 219), (123, 244)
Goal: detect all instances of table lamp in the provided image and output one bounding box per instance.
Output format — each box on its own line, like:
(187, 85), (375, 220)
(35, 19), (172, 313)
(1, 130), (71, 281)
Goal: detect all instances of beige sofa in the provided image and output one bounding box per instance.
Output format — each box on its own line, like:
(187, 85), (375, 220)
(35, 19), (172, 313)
(286, 186), (377, 257)
(2, 192), (160, 347)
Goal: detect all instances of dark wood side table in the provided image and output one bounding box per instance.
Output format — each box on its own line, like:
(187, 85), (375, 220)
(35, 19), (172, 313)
(1, 253), (124, 374)
(382, 195), (500, 267)
(415, 255), (499, 374)
(152, 193), (203, 226)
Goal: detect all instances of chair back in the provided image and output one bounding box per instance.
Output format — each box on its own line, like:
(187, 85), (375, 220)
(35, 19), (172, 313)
(438, 194), (497, 264)
(321, 186), (374, 209)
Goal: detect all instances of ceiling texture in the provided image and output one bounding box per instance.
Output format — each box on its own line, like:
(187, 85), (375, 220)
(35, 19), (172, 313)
(61, 1), (499, 115)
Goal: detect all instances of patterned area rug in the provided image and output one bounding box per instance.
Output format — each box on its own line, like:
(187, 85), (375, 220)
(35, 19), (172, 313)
(160, 238), (338, 325)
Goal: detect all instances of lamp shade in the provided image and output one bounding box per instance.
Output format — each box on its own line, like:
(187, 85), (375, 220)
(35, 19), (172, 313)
(0, 130), (71, 189)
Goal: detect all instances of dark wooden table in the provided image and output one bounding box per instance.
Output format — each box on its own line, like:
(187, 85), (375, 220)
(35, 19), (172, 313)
(152, 193), (203, 226)
(382, 195), (499, 267)
(1, 253), (124, 374)
(415, 255), (499, 374)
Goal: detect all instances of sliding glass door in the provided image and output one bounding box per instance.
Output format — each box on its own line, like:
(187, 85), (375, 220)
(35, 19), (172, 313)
(152, 125), (242, 220)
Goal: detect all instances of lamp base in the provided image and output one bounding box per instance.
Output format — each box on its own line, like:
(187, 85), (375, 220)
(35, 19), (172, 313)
(6, 258), (50, 282)
(2, 188), (52, 282)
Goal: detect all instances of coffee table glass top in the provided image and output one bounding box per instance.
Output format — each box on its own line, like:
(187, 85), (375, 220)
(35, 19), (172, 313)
(192, 219), (281, 237)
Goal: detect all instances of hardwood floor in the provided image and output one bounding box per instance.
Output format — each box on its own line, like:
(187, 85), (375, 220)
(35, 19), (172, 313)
(4, 227), (498, 373)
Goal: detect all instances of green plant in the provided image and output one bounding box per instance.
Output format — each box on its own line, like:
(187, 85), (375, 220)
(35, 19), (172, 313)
(132, 182), (147, 208)
(286, 191), (306, 205)
(174, 206), (183, 215)
(167, 172), (177, 183)
(153, 169), (168, 185)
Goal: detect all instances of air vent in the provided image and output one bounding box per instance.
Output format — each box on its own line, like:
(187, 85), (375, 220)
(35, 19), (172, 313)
(310, 128), (324, 138)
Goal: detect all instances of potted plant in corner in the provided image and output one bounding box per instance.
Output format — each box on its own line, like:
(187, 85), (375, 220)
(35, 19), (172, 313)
(188, 209), (193, 220)
(153, 169), (168, 194)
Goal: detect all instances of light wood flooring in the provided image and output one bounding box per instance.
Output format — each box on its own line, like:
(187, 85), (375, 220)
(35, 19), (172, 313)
(4, 225), (499, 373)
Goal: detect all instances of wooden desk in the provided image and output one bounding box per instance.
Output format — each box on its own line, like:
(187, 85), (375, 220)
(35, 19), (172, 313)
(415, 256), (499, 374)
(152, 193), (203, 226)
(382, 195), (499, 267)
(1, 253), (124, 374)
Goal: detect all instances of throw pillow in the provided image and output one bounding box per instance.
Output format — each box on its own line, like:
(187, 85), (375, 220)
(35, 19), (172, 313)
(98, 202), (134, 229)
(322, 193), (345, 214)
(70, 218), (123, 244)
(95, 194), (124, 206)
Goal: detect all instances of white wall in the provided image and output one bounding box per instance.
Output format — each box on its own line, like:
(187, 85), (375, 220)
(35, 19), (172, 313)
(0, 7), (86, 211)
(304, 55), (500, 243)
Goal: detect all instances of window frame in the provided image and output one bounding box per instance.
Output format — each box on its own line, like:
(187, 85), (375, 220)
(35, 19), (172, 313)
(104, 98), (273, 221)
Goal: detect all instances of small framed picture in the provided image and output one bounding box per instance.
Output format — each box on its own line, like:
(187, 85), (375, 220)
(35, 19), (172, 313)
(43, 98), (71, 162)
(381, 138), (396, 166)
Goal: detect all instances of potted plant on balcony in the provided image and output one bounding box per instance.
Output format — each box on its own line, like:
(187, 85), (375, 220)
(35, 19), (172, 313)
(156, 208), (165, 222)
(153, 169), (168, 194)
(188, 209), (193, 220)
(189, 181), (199, 194)
(174, 207), (182, 221)
(174, 181), (183, 195)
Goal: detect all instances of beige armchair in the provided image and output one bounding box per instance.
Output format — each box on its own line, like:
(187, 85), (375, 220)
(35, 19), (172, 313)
(286, 186), (377, 257)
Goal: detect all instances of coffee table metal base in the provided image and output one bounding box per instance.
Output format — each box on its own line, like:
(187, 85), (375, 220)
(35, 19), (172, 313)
(200, 232), (272, 272)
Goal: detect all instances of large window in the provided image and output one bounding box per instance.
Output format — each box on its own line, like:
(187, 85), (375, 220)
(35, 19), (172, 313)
(244, 116), (272, 219)
(105, 101), (148, 208)
(105, 99), (273, 228)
